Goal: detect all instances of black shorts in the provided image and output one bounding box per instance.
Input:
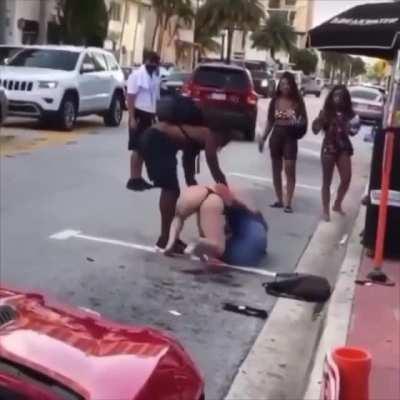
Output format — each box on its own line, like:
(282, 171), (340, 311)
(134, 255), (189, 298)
(269, 127), (298, 161)
(138, 128), (180, 191)
(128, 109), (155, 151)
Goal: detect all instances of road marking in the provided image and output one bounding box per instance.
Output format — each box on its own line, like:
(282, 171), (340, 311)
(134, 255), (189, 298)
(228, 172), (320, 191)
(49, 229), (276, 277)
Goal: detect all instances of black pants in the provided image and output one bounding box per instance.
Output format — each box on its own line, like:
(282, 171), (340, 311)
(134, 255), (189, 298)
(128, 108), (155, 151)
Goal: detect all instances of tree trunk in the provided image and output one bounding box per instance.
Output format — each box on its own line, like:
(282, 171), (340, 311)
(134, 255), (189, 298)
(151, 15), (160, 51)
(226, 28), (234, 64)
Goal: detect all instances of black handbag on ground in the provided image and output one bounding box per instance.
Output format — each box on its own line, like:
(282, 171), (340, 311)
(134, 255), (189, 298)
(263, 274), (331, 303)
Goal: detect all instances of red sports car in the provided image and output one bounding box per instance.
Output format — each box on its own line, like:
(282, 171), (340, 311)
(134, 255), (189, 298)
(0, 287), (204, 400)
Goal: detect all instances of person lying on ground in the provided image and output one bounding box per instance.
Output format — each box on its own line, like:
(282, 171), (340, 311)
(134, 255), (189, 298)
(164, 184), (268, 267)
(136, 96), (232, 252)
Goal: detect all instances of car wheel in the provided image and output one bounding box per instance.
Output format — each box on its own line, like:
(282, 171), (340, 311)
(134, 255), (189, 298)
(104, 92), (123, 127)
(57, 94), (77, 131)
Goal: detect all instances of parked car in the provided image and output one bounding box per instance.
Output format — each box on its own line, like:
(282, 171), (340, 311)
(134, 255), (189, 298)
(349, 85), (385, 126)
(0, 46), (125, 131)
(0, 286), (204, 400)
(183, 63), (258, 141)
(250, 70), (275, 98)
(301, 77), (323, 97)
(0, 45), (24, 65)
(0, 87), (7, 125)
(161, 71), (191, 96)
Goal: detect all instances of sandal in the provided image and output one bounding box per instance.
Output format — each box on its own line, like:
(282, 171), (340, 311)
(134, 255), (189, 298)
(270, 201), (284, 208)
(284, 206), (293, 214)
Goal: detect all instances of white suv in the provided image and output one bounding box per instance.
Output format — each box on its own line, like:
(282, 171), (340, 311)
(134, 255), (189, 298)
(0, 46), (125, 130)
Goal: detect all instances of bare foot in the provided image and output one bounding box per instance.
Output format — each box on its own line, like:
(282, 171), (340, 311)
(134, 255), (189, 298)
(322, 211), (331, 222)
(333, 203), (346, 215)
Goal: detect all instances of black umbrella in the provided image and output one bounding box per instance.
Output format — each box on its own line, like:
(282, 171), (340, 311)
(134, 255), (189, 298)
(307, 2), (400, 60)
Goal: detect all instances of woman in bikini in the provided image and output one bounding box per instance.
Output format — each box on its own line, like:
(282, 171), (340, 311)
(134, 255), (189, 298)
(164, 184), (268, 267)
(258, 72), (307, 213)
(312, 85), (360, 222)
(137, 96), (232, 252)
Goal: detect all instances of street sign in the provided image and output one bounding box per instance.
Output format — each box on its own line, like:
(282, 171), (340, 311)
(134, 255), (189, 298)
(320, 352), (340, 400)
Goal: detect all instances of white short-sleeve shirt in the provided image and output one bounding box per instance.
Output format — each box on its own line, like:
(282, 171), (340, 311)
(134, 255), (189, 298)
(127, 65), (160, 114)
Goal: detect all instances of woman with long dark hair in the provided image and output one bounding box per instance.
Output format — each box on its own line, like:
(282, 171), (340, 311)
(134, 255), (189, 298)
(258, 72), (307, 213)
(312, 85), (360, 222)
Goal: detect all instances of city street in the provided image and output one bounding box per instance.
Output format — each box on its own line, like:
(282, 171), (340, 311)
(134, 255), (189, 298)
(0, 95), (371, 399)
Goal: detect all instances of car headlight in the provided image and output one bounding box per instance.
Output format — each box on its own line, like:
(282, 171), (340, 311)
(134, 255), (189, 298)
(38, 81), (58, 89)
(261, 79), (268, 88)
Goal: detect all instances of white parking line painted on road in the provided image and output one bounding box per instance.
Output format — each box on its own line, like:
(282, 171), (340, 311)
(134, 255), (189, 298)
(228, 172), (320, 191)
(49, 229), (276, 277)
(50, 229), (156, 253)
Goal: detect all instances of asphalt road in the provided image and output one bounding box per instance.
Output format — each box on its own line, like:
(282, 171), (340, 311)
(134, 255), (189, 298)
(0, 94), (369, 399)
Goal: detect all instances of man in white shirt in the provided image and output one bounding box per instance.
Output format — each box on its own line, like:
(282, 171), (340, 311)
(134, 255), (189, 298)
(126, 52), (161, 191)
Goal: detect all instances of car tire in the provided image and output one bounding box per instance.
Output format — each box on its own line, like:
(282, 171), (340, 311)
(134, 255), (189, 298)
(104, 92), (123, 127)
(57, 94), (77, 131)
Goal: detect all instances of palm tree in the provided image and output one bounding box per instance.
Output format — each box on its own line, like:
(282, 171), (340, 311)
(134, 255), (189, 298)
(198, 0), (265, 63)
(151, 0), (194, 55)
(194, 9), (221, 59)
(251, 13), (297, 63)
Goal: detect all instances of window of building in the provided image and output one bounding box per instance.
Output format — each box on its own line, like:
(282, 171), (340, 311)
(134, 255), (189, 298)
(110, 1), (121, 21)
(269, 0), (281, 9)
(285, 0), (297, 6)
(289, 11), (296, 26)
(268, 10), (289, 22)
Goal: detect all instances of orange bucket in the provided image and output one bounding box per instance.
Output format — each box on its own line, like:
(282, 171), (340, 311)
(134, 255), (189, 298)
(332, 347), (372, 400)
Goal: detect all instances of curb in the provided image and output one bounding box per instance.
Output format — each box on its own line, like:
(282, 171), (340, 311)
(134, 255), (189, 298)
(303, 206), (366, 399)
(225, 185), (368, 400)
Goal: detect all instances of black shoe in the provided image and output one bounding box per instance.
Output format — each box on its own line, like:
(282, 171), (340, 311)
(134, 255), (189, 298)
(270, 201), (284, 208)
(284, 206), (293, 214)
(156, 237), (187, 254)
(126, 178), (153, 191)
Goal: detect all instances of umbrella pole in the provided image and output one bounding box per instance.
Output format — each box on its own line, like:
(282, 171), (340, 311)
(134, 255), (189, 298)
(367, 50), (399, 283)
(368, 130), (394, 282)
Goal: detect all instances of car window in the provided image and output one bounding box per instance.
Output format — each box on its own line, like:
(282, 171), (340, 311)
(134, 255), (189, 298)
(81, 54), (96, 71)
(0, 47), (22, 65)
(167, 73), (190, 82)
(105, 54), (120, 71)
(194, 67), (249, 90)
(91, 52), (107, 72)
(9, 49), (79, 71)
(350, 90), (380, 101)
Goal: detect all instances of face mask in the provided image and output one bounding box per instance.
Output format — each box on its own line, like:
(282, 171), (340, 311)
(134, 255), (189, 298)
(146, 64), (157, 75)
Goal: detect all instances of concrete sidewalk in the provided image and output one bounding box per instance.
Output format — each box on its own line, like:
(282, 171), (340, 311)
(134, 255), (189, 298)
(347, 256), (400, 400)
(305, 241), (400, 399)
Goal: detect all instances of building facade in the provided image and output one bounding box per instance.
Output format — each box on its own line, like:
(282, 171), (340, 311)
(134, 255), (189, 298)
(105, 0), (151, 66)
(0, 0), (150, 66)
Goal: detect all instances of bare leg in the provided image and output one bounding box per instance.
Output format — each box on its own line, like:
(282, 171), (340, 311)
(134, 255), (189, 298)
(333, 153), (352, 215)
(158, 189), (179, 248)
(130, 151), (144, 179)
(284, 159), (296, 208)
(164, 216), (184, 256)
(271, 158), (283, 205)
(321, 154), (335, 221)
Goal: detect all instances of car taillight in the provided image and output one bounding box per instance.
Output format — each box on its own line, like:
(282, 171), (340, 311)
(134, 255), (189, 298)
(247, 91), (258, 106)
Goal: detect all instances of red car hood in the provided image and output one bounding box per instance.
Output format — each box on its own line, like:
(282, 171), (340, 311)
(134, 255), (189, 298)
(0, 287), (203, 400)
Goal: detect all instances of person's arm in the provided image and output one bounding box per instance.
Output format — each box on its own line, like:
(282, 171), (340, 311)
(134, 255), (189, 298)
(205, 134), (227, 185)
(259, 98), (275, 152)
(127, 73), (139, 130)
(182, 149), (198, 186)
(312, 110), (326, 135)
(164, 216), (184, 257)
